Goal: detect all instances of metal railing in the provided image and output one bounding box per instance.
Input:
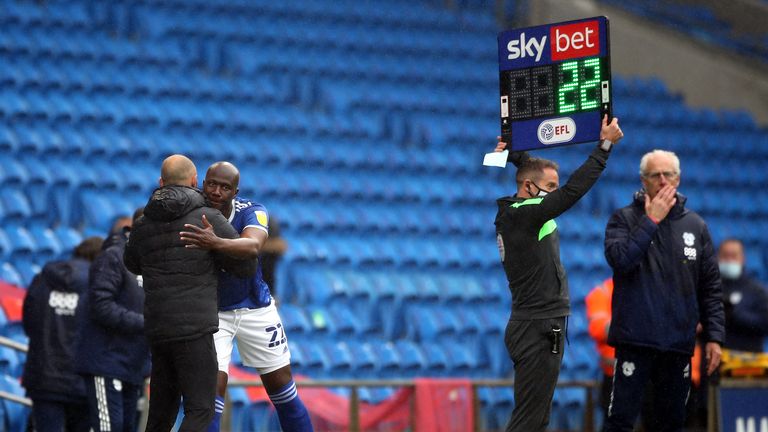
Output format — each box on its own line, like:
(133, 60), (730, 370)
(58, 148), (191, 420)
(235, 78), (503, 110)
(0, 335), (32, 407)
(227, 378), (597, 432)
(0, 334), (598, 430)
(0, 335), (27, 354)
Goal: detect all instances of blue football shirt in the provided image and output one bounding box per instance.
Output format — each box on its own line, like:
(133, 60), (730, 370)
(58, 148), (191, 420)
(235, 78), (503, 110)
(218, 197), (272, 310)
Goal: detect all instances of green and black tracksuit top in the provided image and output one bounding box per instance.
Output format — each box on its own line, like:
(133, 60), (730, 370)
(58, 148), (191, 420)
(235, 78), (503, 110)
(495, 146), (610, 320)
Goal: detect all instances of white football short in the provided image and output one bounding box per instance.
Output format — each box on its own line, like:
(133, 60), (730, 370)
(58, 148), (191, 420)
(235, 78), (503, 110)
(214, 301), (291, 375)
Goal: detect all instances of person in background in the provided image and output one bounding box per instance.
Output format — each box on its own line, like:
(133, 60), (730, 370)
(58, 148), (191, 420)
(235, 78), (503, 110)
(260, 215), (287, 298)
(22, 236), (103, 432)
(718, 238), (768, 352)
(76, 208), (151, 432)
(585, 278), (616, 413)
(686, 239), (768, 431)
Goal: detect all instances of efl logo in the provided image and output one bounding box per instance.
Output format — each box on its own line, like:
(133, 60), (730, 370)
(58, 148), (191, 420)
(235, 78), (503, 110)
(550, 20), (600, 61)
(538, 117), (576, 144)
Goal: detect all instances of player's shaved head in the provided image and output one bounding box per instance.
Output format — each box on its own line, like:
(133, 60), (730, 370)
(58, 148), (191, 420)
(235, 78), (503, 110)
(160, 154), (197, 187)
(206, 161), (240, 189)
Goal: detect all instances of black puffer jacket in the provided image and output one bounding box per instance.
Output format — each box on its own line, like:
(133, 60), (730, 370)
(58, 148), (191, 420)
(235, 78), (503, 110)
(124, 185), (256, 344)
(22, 258), (90, 401)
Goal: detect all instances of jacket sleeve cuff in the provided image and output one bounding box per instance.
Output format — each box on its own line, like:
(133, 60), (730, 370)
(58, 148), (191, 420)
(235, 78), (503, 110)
(706, 337), (725, 346)
(589, 146), (610, 166)
(508, 151), (530, 167)
(638, 214), (659, 236)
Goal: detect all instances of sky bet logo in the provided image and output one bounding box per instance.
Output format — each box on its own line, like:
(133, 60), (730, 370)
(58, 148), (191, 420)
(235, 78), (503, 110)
(507, 20), (600, 63)
(506, 33), (547, 62)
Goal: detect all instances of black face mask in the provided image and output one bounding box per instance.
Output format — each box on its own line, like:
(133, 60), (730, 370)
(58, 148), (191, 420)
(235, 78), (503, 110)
(527, 181), (550, 198)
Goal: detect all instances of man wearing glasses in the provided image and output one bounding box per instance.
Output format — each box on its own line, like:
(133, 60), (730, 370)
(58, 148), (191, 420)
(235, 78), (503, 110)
(603, 150), (725, 431)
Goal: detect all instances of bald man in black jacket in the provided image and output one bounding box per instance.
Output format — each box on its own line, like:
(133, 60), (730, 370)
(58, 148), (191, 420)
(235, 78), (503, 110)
(124, 154), (256, 432)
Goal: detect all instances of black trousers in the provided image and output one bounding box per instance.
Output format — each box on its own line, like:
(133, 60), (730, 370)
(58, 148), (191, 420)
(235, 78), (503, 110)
(603, 345), (691, 432)
(504, 317), (566, 432)
(31, 398), (90, 432)
(146, 333), (217, 432)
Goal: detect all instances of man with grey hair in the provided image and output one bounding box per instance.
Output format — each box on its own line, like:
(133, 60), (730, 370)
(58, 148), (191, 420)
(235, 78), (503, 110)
(603, 149), (724, 431)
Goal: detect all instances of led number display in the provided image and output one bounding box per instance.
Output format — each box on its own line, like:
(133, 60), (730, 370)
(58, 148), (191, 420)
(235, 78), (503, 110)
(498, 17), (612, 151)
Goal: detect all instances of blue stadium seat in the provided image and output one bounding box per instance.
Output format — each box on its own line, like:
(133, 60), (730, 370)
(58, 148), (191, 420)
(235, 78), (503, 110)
(328, 303), (371, 338)
(0, 374), (29, 432)
(393, 340), (426, 377)
(483, 386), (519, 430)
(371, 341), (401, 378)
(407, 274), (440, 302)
(27, 226), (62, 262)
(0, 230), (12, 261)
(13, 258), (41, 288)
(226, 386), (250, 432)
(454, 307), (483, 338)
(406, 306), (454, 342)
(289, 340), (328, 378)
(43, 159), (85, 190)
(0, 126), (18, 153)
(279, 304), (311, 337)
(79, 191), (131, 235)
(0, 347), (21, 377)
(243, 401), (281, 432)
(0, 157), (29, 186)
(419, 342), (450, 376)
(305, 306), (337, 338)
(326, 271), (371, 306)
(0, 263), (23, 288)
(90, 162), (123, 191)
(322, 341), (355, 377)
(0, 189), (33, 224)
(346, 343), (377, 378)
(442, 343), (481, 377)
(4, 226), (35, 260)
(53, 226), (83, 255)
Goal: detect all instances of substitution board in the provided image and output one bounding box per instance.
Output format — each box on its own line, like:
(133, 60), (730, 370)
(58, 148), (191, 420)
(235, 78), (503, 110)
(498, 16), (612, 151)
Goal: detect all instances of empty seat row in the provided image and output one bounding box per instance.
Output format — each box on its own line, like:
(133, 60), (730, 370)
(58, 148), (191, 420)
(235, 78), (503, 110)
(271, 201), (494, 238)
(0, 21), (186, 66)
(0, 1), (91, 28)
(0, 55), (295, 105)
(285, 265), (508, 306)
(231, 42), (497, 89)
(1, 88), (377, 135)
(0, 225), (83, 262)
(132, 0), (492, 35)
(139, 6), (493, 60)
(286, 338), (504, 379)
(282, 234), (498, 270)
